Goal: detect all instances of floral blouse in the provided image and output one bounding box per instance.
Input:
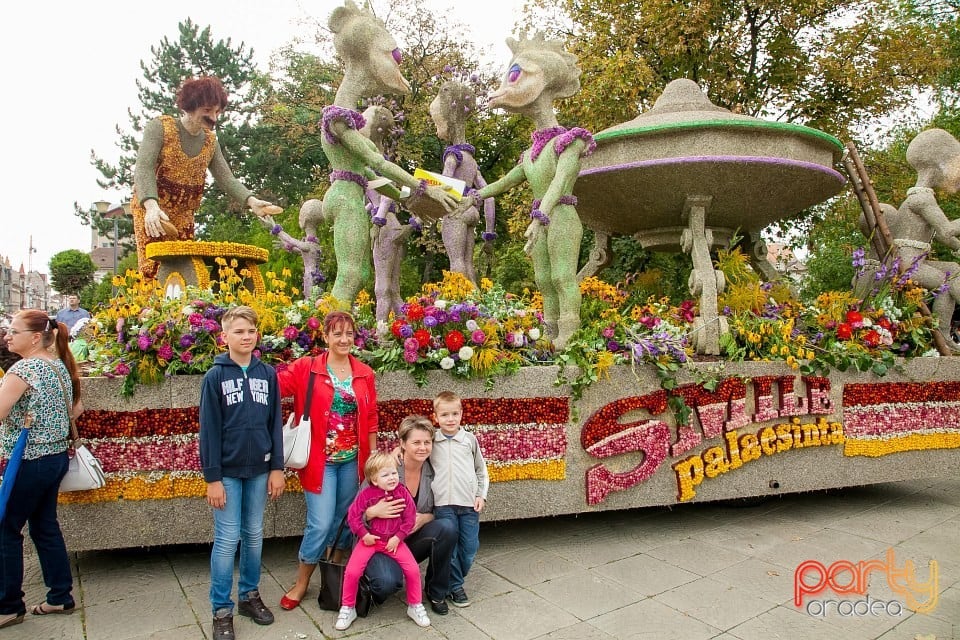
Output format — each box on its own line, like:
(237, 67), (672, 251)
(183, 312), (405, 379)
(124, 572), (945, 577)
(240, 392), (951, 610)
(0, 358), (72, 460)
(325, 365), (358, 463)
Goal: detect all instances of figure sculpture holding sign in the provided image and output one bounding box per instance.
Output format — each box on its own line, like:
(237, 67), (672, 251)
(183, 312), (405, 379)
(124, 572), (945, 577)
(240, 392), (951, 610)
(323, 1), (455, 307)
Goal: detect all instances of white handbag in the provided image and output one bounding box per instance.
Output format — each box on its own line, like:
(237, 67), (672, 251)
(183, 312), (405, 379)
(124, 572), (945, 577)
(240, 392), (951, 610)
(60, 445), (106, 492)
(45, 359), (107, 492)
(283, 361), (316, 469)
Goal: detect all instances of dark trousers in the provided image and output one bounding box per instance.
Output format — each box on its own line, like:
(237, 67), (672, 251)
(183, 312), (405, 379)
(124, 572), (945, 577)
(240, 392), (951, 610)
(364, 516), (457, 604)
(0, 451), (73, 615)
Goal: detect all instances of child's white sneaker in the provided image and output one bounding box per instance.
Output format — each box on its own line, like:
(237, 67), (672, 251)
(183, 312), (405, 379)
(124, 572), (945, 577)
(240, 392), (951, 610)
(407, 603), (431, 627)
(334, 606), (357, 631)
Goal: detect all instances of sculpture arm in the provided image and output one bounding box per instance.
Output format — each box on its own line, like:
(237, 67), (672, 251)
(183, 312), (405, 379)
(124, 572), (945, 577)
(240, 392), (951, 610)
(911, 191), (960, 250)
(441, 154), (459, 178)
(134, 117), (165, 205)
(208, 143), (255, 206)
(474, 163), (526, 200)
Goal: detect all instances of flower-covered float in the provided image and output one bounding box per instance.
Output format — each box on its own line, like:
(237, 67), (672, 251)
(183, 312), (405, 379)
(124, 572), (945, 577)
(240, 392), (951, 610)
(56, 258), (960, 551)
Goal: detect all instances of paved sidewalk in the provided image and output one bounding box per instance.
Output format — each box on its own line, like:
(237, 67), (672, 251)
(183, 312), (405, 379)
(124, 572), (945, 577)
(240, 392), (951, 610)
(7, 478), (959, 640)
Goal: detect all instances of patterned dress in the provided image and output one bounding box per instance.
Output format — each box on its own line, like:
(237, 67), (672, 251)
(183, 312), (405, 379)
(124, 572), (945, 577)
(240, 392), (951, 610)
(0, 358), (72, 461)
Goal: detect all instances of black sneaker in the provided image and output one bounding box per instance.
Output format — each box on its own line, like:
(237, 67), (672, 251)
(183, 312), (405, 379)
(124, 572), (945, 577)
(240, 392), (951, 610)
(212, 610), (235, 640)
(238, 591), (274, 625)
(447, 588), (471, 607)
(429, 598), (449, 615)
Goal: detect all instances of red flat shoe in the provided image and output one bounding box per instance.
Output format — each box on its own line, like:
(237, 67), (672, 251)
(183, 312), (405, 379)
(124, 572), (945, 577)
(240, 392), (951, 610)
(279, 594), (300, 610)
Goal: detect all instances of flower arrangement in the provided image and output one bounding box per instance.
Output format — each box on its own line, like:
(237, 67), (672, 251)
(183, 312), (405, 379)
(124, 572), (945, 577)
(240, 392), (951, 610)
(361, 272), (552, 386)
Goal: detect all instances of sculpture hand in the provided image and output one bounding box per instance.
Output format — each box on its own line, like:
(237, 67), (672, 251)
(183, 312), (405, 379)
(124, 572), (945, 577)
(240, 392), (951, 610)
(248, 197), (283, 218)
(425, 185), (457, 213)
(143, 200), (171, 238)
(523, 219), (544, 256)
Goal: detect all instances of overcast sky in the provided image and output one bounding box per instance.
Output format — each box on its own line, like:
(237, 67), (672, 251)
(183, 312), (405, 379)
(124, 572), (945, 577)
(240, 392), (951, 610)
(0, 0), (523, 278)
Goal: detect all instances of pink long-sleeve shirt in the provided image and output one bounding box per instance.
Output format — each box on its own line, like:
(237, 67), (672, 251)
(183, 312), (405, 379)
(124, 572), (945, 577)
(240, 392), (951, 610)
(347, 483), (416, 541)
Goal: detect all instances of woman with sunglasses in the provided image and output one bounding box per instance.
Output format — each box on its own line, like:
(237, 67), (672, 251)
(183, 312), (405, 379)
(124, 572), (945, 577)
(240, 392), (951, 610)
(0, 310), (82, 628)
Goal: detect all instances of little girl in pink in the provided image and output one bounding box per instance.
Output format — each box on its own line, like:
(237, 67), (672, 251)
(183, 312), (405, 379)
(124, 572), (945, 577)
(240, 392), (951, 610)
(335, 452), (431, 630)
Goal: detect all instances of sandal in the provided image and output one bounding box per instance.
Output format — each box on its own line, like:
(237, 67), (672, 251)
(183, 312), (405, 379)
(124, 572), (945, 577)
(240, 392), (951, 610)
(0, 612), (24, 628)
(30, 601), (75, 615)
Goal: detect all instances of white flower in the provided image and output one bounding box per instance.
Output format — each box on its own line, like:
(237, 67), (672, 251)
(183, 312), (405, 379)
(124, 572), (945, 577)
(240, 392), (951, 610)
(434, 299), (448, 310)
(511, 331), (525, 347)
(459, 346), (474, 360)
(440, 357), (455, 370)
(465, 319), (479, 332)
(285, 310), (303, 325)
(528, 327), (541, 340)
(861, 317), (873, 328)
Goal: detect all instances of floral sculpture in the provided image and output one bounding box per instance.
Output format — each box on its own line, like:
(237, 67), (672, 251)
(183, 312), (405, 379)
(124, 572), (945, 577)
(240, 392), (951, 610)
(461, 34), (593, 349)
(322, 0), (454, 307)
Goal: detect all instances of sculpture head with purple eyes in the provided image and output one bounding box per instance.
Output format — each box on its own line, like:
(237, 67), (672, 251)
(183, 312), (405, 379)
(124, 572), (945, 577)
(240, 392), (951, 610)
(329, 0), (410, 97)
(488, 34), (580, 114)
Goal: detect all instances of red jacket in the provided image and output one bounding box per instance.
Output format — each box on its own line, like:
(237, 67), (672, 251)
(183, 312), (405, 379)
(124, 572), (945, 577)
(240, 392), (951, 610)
(277, 351), (378, 493)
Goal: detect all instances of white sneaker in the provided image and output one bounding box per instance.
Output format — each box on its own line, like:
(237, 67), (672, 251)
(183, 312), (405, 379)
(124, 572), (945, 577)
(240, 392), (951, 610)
(334, 606), (357, 631)
(407, 603), (431, 627)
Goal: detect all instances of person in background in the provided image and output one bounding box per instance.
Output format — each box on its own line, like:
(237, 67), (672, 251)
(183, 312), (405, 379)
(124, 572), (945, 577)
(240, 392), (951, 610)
(431, 391), (489, 608)
(276, 311), (378, 611)
(0, 328), (20, 377)
(54, 295), (90, 334)
(0, 311), (82, 628)
(199, 306), (285, 640)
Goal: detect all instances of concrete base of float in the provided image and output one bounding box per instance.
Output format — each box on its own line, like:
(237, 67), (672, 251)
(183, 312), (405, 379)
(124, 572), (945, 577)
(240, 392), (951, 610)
(61, 359), (960, 550)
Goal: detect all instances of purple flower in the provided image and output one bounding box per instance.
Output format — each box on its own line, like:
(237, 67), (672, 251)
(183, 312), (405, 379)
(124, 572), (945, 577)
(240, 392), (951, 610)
(435, 310), (449, 324)
(179, 334), (195, 348)
(448, 311), (461, 322)
(137, 334), (153, 350)
(271, 224), (282, 235)
(606, 340), (620, 352)
(202, 319), (220, 333)
(423, 316), (438, 328)
(399, 324), (414, 338)
(157, 344), (174, 361)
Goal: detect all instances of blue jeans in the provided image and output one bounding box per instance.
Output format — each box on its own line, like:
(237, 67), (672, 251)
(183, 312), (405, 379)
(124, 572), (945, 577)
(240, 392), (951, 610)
(209, 473), (268, 614)
(300, 460), (357, 563)
(0, 452), (72, 616)
(365, 516), (457, 603)
(433, 506), (480, 593)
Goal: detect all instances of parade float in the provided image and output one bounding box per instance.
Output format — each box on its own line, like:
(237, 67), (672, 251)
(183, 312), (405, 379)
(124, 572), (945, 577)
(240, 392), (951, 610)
(50, 3), (960, 551)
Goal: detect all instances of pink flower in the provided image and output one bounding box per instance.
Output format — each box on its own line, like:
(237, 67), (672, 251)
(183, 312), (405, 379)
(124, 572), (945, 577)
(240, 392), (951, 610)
(471, 330), (486, 344)
(180, 351), (193, 364)
(188, 313), (204, 327)
(403, 350), (419, 363)
(114, 362), (131, 376)
(307, 317), (321, 330)
(283, 325), (299, 340)
(602, 326), (616, 339)
(157, 344), (174, 361)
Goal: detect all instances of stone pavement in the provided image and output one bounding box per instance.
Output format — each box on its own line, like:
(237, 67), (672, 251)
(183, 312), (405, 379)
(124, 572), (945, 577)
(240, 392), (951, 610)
(7, 478), (960, 640)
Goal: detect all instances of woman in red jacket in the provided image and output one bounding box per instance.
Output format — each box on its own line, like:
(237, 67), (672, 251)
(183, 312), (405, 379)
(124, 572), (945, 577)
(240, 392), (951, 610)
(277, 311), (378, 610)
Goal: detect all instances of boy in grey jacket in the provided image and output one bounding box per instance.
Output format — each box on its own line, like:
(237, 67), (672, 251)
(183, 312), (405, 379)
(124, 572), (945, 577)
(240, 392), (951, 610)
(431, 391), (489, 608)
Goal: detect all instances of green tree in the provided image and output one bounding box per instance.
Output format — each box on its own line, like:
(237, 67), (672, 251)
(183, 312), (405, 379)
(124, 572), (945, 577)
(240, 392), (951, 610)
(49, 250), (96, 296)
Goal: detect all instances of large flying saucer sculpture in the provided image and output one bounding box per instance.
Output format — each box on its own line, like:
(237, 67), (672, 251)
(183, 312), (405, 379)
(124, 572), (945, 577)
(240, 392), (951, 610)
(574, 79), (846, 354)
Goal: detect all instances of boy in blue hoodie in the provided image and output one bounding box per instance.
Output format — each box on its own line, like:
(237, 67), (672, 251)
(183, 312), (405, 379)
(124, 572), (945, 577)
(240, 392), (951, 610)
(200, 306), (285, 640)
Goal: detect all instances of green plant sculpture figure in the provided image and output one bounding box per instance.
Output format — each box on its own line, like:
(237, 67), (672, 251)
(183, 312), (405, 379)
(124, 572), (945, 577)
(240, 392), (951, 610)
(323, 1), (455, 307)
(461, 35), (592, 349)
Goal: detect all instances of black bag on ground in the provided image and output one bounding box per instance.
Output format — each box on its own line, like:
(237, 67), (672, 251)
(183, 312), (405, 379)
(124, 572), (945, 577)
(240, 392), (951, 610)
(317, 515), (373, 617)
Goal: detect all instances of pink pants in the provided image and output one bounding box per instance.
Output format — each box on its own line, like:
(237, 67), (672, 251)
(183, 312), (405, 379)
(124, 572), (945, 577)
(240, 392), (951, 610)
(342, 538), (422, 606)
